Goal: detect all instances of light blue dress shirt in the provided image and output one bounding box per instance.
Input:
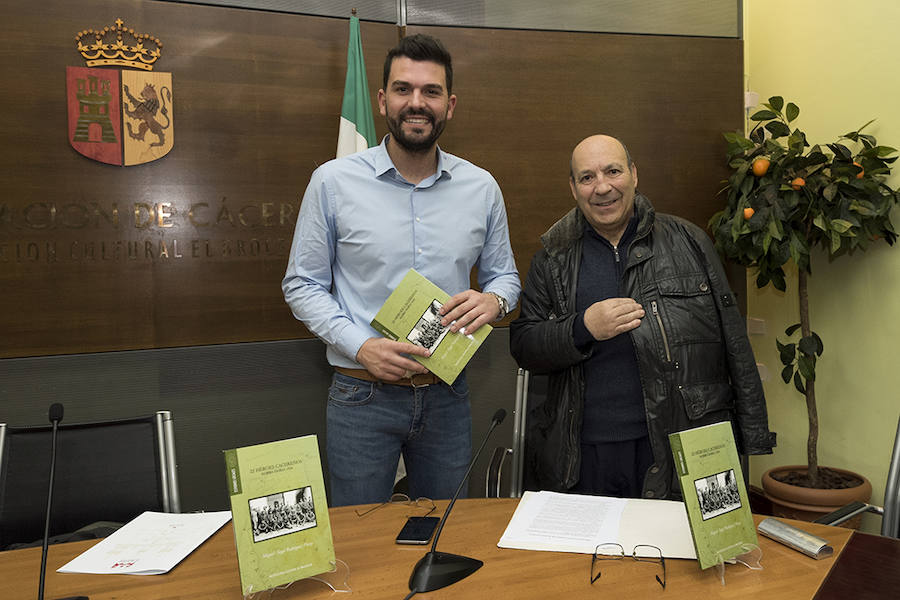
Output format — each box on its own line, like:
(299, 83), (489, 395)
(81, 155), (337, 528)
(282, 138), (521, 369)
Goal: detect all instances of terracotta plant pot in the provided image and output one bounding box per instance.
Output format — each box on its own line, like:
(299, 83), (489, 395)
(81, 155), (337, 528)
(761, 465), (872, 528)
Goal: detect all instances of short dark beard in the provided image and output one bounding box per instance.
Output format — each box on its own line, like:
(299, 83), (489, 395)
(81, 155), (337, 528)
(385, 108), (447, 154)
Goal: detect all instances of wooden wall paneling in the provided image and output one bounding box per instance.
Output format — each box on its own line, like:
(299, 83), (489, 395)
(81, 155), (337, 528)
(0, 0), (395, 357)
(407, 26), (743, 292)
(1, 2), (743, 359)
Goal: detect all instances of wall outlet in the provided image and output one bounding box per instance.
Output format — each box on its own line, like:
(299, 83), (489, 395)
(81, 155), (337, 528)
(747, 317), (766, 336)
(745, 91), (760, 109)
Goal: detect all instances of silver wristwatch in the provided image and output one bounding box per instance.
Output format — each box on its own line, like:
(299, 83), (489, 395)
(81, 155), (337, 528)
(487, 292), (509, 321)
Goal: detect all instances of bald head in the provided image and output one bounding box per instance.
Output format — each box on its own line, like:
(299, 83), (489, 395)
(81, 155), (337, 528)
(569, 135), (633, 182)
(568, 134), (638, 245)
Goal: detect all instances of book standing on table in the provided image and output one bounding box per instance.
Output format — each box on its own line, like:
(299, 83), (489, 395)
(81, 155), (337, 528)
(224, 435), (335, 595)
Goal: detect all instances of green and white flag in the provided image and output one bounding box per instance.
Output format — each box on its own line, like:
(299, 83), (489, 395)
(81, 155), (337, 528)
(336, 16), (376, 158)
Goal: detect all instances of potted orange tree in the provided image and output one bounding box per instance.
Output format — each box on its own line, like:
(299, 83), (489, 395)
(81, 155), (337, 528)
(710, 96), (899, 521)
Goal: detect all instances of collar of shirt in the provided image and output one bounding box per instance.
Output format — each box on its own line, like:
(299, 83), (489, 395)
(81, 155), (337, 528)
(373, 135), (453, 188)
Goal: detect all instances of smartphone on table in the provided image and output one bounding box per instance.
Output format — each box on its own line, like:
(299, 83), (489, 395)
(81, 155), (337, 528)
(395, 516), (440, 545)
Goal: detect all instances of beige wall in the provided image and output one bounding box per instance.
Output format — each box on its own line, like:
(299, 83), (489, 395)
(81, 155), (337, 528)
(745, 0), (900, 533)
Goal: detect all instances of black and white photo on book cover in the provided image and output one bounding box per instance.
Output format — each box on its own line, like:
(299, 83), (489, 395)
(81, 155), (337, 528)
(694, 468), (742, 521)
(406, 298), (450, 352)
(249, 486), (318, 543)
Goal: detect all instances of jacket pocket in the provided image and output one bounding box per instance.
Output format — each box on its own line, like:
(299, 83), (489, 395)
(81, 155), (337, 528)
(678, 381), (734, 420)
(656, 274), (719, 344)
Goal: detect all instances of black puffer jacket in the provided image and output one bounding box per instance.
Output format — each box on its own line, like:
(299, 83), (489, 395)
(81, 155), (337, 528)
(510, 195), (775, 499)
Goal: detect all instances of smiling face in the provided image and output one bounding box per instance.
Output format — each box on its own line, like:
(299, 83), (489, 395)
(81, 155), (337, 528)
(569, 135), (638, 244)
(378, 57), (456, 154)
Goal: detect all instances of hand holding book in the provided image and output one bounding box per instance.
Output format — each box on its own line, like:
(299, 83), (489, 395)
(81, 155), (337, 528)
(371, 270), (493, 385)
(356, 337), (432, 381)
(439, 288), (504, 337)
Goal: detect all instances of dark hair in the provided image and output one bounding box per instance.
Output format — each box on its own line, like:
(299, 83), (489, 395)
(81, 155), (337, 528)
(382, 34), (453, 94)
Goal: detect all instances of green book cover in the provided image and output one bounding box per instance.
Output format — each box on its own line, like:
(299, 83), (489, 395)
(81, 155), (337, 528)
(669, 421), (758, 569)
(224, 435), (335, 595)
(370, 268), (492, 384)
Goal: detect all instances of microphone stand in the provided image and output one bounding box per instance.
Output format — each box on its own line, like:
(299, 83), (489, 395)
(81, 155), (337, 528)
(407, 409), (506, 595)
(39, 404), (62, 600)
(38, 404), (89, 600)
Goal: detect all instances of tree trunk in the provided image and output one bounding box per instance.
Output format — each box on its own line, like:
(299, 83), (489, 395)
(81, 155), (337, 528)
(798, 269), (820, 485)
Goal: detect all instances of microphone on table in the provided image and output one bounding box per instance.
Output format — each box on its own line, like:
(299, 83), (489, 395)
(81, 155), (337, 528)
(38, 403), (89, 600)
(406, 408), (507, 596)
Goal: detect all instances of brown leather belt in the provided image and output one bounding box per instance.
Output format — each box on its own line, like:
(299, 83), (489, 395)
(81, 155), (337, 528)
(334, 366), (441, 387)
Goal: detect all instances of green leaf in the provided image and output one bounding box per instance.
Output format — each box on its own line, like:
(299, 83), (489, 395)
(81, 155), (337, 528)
(793, 371), (806, 394)
(751, 109), (778, 121)
(771, 268), (787, 292)
(781, 364), (794, 384)
(778, 341), (796, 365)
(823, 183), (838, 202)
(766, 121), (791, 138)
(798, 335), (819, 356)
(831, 219), (854, 233)
(857, 118), (876, 132)
(829, 143), (853, 160)
(831, 230), (842, 253)
(768, 96), (784, 111)
(785, 323), (801, 336)
(811, 332), (824, 355)
(814, 214), (828, 231)
(798, 354), (816, 381)
(785, 102), (799, 122)
(850, 199), (877, 216)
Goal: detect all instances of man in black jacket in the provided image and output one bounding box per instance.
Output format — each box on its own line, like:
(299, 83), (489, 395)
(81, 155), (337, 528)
(510, 135), (775, 500)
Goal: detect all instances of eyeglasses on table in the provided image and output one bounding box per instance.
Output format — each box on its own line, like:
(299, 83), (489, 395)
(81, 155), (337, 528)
(353, 493), (436, 518)
(590, 542), (666, 589)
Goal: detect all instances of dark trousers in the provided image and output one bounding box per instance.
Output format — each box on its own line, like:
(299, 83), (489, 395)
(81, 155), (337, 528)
(572, 436), (654, 498)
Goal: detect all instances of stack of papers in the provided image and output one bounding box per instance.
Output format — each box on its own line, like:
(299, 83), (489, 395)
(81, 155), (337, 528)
(58, 511), (232, 575)
(498, 491), (696, 559)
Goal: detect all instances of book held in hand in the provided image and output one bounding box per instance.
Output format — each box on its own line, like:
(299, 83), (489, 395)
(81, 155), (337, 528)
(669, 421), (758, 569)
(371, 268), (492, 384)
(224, 435), (335, 595)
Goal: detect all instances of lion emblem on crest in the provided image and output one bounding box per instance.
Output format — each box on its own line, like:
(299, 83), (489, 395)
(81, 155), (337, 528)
(123, 82), (172, 148)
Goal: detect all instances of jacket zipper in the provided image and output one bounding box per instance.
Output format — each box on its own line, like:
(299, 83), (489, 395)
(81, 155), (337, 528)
(650, 300), (672, 362)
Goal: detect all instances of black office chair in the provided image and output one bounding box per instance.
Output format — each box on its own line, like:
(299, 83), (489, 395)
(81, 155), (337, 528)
(814, 414), (900, 539)
(0, 410), (181, 549)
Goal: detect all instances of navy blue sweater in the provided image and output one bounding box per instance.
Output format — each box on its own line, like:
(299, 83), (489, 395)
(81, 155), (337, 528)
(572, 215), (648, 443)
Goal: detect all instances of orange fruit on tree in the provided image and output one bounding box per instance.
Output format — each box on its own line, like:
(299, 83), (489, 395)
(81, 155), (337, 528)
(791, 177), (806, 190)
(751, 157), (770, 177)
(743, 207), (755, 220)
(853, 161), (864, 179)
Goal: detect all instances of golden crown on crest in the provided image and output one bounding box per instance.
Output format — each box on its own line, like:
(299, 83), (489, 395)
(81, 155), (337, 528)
(75, 18), (162, 71)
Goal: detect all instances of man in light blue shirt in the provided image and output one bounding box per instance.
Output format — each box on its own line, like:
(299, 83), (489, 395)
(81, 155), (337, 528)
(282, 34), (520, 506)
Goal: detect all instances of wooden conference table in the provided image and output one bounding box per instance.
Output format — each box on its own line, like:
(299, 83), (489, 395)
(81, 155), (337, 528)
(2, 498), (896, 599)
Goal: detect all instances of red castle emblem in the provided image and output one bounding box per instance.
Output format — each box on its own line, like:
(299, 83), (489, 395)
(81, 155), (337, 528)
(66, 18), (174, 166)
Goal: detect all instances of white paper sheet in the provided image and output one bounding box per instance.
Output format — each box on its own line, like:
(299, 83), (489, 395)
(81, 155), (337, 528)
(498, 491), (697, 559)
(57, 510), (232, 575)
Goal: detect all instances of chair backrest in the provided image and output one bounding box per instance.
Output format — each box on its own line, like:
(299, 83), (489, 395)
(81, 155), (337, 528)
(485, 369), (547, 498)
(0, 410), (180, 549)
(883, 414), (900, 538)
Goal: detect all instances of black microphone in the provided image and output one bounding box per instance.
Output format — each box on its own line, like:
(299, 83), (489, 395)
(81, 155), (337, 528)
(406, 408), (507, 595)
(39, 405), (89, 600)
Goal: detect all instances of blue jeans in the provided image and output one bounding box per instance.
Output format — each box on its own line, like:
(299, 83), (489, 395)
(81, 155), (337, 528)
(326, 371), (472, 507)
